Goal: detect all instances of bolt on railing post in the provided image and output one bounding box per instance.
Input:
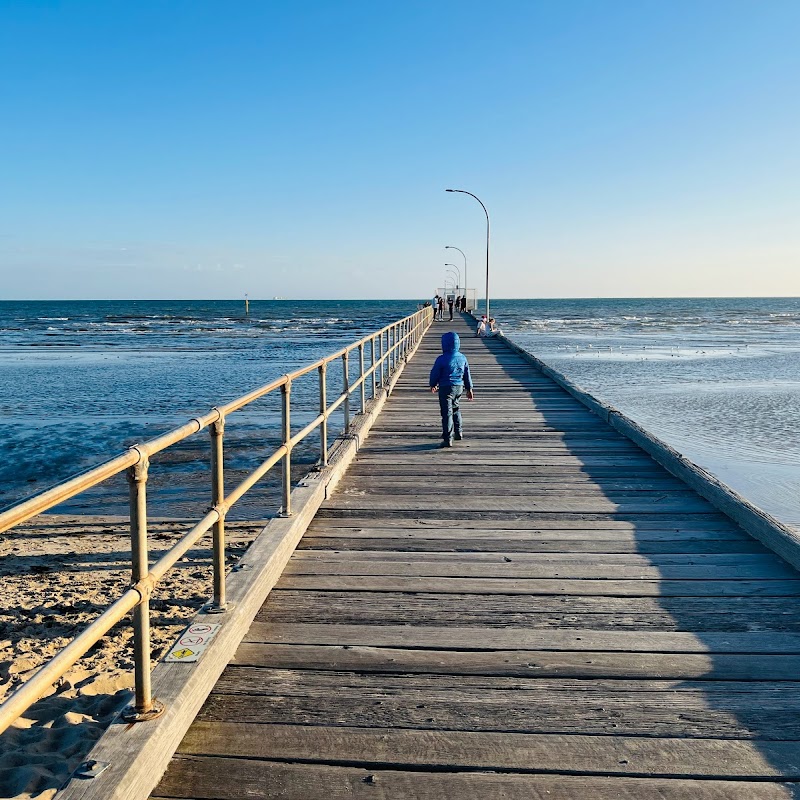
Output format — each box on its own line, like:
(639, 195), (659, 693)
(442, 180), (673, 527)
(358, 343), (366, 413)
(342, 352), (350, 430)
(122, 455), (164, 722)
(370, 336), (377, 399)
(208, 415), (227, 612)
(318, 363), (328, 467)
(280, 380), (292, 516)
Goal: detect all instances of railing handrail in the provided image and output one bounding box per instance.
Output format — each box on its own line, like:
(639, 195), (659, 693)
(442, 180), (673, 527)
(0, 310), (425, 534)
(0, 306), (433, 735)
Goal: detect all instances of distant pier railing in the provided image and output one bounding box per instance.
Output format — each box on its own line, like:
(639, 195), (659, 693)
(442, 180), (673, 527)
(0, 306), (433, 734)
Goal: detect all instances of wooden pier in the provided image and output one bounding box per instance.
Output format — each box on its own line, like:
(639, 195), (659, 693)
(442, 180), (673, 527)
(135, 315), (800, 799)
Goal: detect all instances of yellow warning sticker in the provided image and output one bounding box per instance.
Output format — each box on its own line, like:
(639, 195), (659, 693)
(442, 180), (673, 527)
(165, 622), (222, 663)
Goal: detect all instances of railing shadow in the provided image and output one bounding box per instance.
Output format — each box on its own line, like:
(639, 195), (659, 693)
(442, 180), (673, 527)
(477, 331), (800, 792)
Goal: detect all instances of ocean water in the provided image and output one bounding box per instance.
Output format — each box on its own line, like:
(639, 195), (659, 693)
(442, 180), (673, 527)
(489, 297), (800, 531)
(2, 298), (800, 530)
(0, 300), (418, 518)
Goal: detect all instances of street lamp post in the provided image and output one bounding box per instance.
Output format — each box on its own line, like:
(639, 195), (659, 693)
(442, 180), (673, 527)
(445, 246), (468, 308)
(446, 189), (490, 319)
(444, 263), (461, 292)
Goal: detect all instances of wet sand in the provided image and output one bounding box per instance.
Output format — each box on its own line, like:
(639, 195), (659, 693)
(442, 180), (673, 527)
(0, 514), (264, 799)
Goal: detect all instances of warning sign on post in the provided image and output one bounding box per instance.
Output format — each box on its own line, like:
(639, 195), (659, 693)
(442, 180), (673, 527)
(165, 622), (222, 663)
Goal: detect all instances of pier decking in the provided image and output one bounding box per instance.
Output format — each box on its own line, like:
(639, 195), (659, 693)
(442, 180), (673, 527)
(151, 316), (800, 799)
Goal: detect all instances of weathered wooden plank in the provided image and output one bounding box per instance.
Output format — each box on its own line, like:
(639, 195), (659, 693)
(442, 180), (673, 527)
(291, 550), (779, 565)
(262, 590), (800, 616)
(306, 517), (741, 531)
(351, 455), (663, 467)
(258, 591), (800, 630)
(196, 691), (800, 738)
(176, 722), (800, 779)
(322, 497), (717, 513)
(344, 464), (671, 477)
(298, 536), (768, 554)
(244, 622), (800, 653)
(230, 642), (800, 680)
(335, 482), (696, 496)
(214, 667), (800, 699)
(153, 757), (800, 800)
(335, 480), (692, 493)
(278, 574), (800, 595)
(282, 558), (796, 580)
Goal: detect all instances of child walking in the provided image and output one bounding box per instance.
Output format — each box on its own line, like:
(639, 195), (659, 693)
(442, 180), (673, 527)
(429, 331), (474, 448)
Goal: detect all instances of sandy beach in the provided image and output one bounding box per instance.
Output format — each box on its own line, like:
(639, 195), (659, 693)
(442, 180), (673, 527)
(0, 514), (264, 799)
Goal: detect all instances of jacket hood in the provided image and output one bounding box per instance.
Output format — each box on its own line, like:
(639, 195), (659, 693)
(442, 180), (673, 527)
(441, 331), (460, 353)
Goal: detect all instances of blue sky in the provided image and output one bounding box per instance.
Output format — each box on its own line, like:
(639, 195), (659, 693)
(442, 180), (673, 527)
(1, 0), (799, 299)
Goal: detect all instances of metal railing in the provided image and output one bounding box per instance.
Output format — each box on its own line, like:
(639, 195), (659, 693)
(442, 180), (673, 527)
(0, 306), (433, 734)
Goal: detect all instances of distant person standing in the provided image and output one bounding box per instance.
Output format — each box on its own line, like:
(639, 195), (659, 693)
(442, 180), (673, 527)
(448, 296), (454, 320)
(461, 295), (467, 312)
(429, 331), (474, 448)
(455, 295), (461, 314)
(437, 296), (445, 320)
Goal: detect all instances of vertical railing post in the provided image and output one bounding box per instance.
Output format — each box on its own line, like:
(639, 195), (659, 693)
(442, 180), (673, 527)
(380, 332), (385, 388)
(388, 326), (394, 374)
(208, 414), (227, 612)
(358, 342), (366, 413)
(398, 322), (403, 361)
(280, 380), (292, 517)
(318, 363), (328, 467)
(370, 336), (377, 399)
(342, 352), (350, 430)
(122, 454), (164, 721)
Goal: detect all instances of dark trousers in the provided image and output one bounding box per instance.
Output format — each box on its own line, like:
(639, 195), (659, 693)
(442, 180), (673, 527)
(438, 384), (463, 442)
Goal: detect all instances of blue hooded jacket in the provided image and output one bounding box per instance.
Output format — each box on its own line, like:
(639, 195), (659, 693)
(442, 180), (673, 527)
(429, 331), (473, 390)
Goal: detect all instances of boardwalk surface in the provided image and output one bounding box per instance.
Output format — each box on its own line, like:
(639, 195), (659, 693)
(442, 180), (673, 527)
(152, 316), (800, 799)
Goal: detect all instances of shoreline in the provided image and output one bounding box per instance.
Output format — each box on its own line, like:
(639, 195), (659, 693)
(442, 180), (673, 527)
(0, 513), (265, 800)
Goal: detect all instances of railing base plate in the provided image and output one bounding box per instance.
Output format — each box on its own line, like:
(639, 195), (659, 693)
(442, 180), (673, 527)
(204, 602), (232, 615)
(120, 699), (166, 723)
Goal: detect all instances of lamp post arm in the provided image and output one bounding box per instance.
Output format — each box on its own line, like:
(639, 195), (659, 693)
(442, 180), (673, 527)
(446, 189), (490, 319)
(445, 245), (468, 309)
(444, 263), (461, 289)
